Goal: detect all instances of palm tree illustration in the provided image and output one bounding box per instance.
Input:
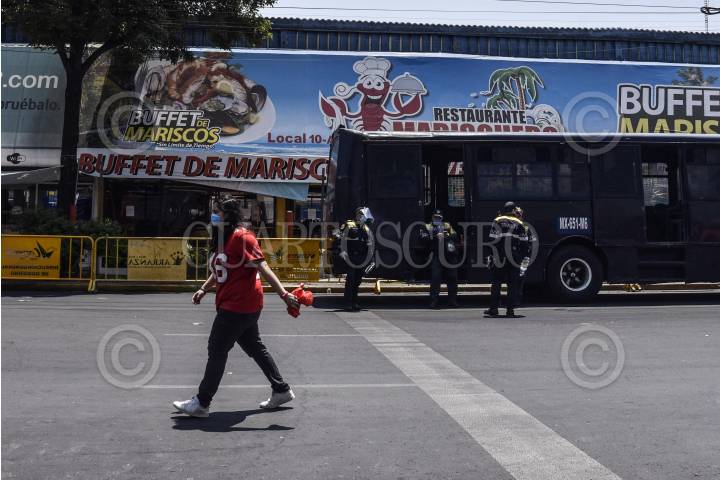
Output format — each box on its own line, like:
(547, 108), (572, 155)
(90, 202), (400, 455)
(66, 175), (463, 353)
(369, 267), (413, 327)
(481, 66), (544, 111)
(672, 67), (717, 86)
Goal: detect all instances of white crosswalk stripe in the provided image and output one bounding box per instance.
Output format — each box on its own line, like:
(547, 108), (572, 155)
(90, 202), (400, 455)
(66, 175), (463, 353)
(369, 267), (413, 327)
(337, 311), (622, 480)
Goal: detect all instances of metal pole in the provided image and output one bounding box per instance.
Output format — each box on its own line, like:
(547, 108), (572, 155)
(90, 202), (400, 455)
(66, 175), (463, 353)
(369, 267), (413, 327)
(706, 0), (710, 33)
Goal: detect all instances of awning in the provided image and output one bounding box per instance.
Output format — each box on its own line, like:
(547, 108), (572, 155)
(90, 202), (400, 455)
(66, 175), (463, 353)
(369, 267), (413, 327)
(1, 166), (61, 186)
(179, 179), (310, 201)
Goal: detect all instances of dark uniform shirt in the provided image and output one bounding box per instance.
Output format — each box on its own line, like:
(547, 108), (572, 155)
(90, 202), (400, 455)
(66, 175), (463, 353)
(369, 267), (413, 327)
(420, 221), (459, 257)
(338, 219), (373, 266)
(489, 215), (531, 266)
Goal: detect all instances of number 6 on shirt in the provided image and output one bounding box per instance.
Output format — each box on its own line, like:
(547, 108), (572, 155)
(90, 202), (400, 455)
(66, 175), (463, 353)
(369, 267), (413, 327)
(211, 252), (228, 283)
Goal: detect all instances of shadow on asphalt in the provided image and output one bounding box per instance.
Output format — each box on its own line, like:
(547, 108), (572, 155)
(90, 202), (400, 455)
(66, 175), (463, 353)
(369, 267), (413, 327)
(171, 407), (294, 432)
(312, 291), (720, 311)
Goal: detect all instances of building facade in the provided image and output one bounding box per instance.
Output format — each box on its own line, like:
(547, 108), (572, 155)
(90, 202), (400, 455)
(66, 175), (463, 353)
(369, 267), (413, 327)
(2, 20), (719, 236)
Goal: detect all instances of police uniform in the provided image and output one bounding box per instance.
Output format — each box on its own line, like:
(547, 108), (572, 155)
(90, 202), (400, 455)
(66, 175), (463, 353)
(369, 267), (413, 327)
(420, 214), (459, 308)
(516, 216), (537, 305)
(486, 211), (531, 316)
(338, 218), (374, 311)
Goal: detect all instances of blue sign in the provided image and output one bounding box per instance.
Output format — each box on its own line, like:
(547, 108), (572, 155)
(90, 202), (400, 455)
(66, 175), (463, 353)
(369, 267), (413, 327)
(4, 47), (719, 159)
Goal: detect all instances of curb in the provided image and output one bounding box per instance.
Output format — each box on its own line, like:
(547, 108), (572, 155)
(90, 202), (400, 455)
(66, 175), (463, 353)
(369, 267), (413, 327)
(308, 283), (720, 294)
(2, 280), (718, 294)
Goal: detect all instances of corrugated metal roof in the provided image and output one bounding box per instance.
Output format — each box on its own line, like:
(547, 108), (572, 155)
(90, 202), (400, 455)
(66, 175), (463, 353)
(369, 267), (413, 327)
(4, 17), (719, 64)
(268, 17), (720, 41)
(249, 18), (719, 64)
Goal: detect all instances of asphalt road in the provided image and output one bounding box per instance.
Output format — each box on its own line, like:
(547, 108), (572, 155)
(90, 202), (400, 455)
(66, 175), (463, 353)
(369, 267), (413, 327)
(2, 291), (719, 480)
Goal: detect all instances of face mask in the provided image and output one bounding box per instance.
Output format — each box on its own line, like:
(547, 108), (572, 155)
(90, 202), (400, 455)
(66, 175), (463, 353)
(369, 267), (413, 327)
(210, 213), (222, 225)
(432, 218), (442, 226)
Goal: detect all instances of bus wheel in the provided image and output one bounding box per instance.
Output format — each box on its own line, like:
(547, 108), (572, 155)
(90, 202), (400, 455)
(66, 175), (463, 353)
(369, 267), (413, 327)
(547, 246), (603, 301)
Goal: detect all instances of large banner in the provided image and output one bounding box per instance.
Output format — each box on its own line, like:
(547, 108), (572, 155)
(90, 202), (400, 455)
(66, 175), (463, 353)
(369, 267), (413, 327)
(3, 47), (719, 172)
(84, 49), (719, 162)
(1, 47), (66, 168)
(1, 237), (61, 279)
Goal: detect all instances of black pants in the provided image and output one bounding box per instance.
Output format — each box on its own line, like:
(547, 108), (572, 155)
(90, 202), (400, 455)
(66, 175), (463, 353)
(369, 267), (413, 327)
(197, 309), (289, 407)
(489, 263), (522, 310)
(430, 254), (458, 301)
(344, 267), (364, 306)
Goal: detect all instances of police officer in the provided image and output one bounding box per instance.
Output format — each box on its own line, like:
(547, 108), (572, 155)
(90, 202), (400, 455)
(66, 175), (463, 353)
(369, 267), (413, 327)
(513, 206), (537, 306)
(338, 207), (375, 311)
(485, 202), (532, 317)
(421, 209), (459, 309)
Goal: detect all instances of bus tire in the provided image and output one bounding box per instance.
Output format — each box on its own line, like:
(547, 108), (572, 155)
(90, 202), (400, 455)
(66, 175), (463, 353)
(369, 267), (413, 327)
(547, 246), (603, 301)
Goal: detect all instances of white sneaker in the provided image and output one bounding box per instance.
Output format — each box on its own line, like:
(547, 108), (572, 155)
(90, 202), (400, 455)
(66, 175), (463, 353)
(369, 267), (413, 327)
(259, 389), (295, 409)
(172, 395), (209, 418)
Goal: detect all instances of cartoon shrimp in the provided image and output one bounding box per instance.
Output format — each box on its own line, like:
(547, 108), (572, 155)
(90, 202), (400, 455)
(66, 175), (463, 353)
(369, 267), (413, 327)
(319, 57), (427, 131)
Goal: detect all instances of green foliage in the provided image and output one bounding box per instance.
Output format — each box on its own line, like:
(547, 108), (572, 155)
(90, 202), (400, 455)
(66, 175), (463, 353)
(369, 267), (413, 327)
(12, 209), (124, 239)
(1, 0), (275, 217)
(672, 67), (718, 87)
(481, 66), (545, 110)
(1, 0), (276, 66)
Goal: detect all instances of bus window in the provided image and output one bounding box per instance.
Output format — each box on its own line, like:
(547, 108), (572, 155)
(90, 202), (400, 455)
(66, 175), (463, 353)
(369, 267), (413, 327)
(476, 162), (513, 198)
(687, 147), (720, 201)
(367, 145), (421, 199)
(642, 162), (670, 206)
(447, 162), (465, 207)
(557, 149), (590, 198)
(593, 149), (640, 197)
(516, 162), (552, 197)
(476, 146), (553, 199)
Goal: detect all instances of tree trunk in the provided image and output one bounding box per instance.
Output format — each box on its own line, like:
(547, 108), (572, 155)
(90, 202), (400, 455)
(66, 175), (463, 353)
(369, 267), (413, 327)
(58, 65), (83, 219)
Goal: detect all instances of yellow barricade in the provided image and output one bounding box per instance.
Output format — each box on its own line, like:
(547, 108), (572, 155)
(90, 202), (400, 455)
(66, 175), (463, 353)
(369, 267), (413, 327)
(94, 237), (210, 283)
(259, 238), (322, 282)
(1, 234), (96, 292)
(94, 236), (322, 284)
(2, 235), (321, 290)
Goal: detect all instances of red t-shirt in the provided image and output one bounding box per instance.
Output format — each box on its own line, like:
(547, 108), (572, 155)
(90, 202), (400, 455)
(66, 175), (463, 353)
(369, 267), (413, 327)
(210, 228), (265, 313)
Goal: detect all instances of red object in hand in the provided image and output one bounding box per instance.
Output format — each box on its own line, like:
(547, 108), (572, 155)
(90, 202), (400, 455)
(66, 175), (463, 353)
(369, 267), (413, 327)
(286, 283), (314, 317)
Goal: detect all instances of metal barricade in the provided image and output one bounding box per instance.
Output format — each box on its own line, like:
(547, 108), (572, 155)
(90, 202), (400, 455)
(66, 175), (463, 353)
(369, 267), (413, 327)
(259, 238), (322, 282)
(94, 236), (321, 284)
(1, 235), (96, 292)
(2, 235), (322, 290)
(94, 237), (210, 283)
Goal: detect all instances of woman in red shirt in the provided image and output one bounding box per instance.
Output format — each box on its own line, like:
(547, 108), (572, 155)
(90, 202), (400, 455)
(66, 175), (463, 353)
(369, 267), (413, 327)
(173, 199), (299, 418)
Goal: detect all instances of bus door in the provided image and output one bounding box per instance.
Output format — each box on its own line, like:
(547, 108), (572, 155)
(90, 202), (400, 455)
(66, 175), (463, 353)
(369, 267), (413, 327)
(641, 145), (686, 243)
(421, 144), (467, 278)
(591, 145), (644, 281)
(636, 144), (691, 282)
(365, 143), (425, 278)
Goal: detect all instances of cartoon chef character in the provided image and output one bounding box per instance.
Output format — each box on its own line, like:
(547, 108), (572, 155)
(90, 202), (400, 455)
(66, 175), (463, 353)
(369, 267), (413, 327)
(353, 57), (392, 105)
(320, 56), (426, 131)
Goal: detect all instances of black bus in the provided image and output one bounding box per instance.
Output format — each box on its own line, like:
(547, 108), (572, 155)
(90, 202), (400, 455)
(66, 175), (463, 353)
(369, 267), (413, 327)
(323, 129), (720, 300)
